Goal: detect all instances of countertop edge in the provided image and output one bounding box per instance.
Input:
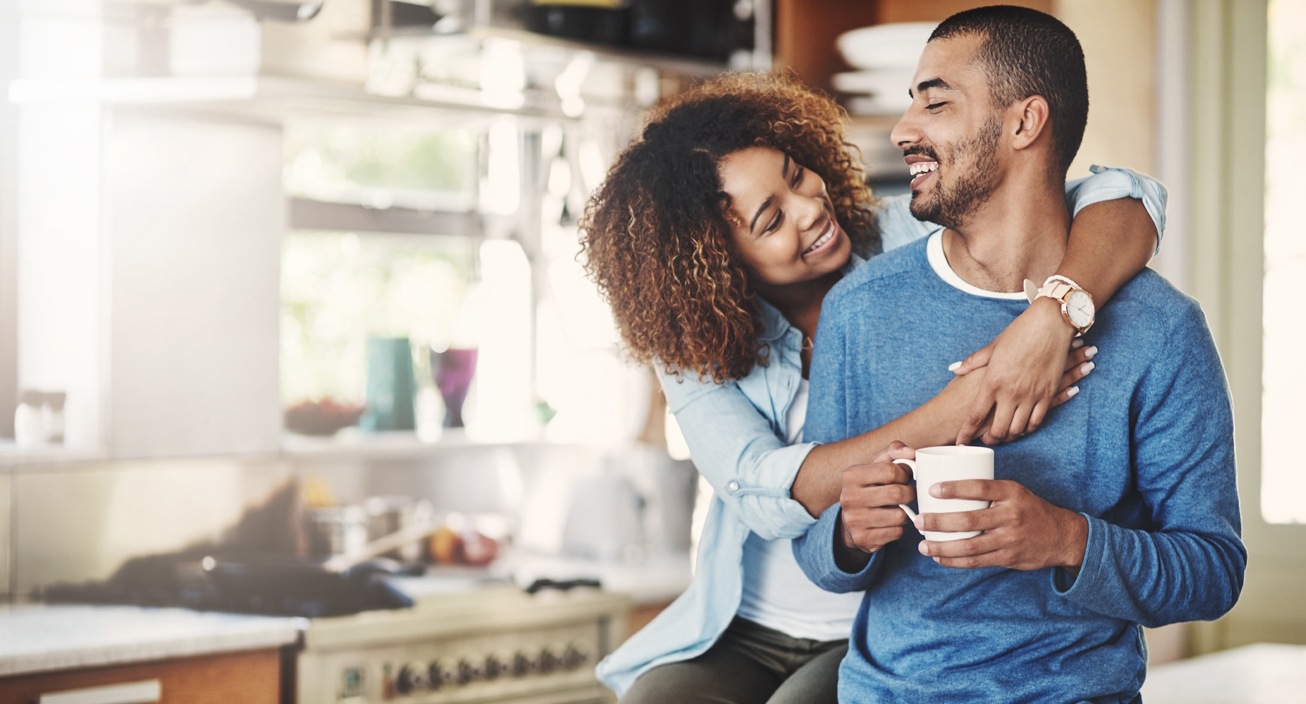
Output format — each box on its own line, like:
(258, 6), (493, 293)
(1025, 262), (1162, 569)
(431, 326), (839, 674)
(0, 624), (303, 679)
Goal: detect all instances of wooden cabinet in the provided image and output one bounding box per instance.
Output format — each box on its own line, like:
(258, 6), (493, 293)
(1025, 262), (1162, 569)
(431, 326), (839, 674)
(0, 648), (285, 704)
(773, 0), (1054, 94)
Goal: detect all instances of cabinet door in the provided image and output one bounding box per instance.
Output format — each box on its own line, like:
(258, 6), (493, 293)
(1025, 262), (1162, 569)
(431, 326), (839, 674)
(0, 648), (283, 704)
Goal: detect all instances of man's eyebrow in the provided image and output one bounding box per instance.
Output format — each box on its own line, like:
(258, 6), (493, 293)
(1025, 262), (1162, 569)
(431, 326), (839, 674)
(909, 77), (952, 98)
(749, 153), (790, 232)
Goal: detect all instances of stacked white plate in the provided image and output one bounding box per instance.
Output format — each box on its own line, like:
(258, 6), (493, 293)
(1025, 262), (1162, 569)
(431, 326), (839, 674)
(833, 22), (936, 115)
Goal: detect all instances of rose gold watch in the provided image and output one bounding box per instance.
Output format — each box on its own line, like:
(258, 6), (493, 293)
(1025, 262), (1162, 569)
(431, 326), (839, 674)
(1024, 275), (1095, 336)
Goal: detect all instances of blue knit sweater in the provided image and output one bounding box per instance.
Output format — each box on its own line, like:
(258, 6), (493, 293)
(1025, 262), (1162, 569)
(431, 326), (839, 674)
(794, 234), (1246, 704)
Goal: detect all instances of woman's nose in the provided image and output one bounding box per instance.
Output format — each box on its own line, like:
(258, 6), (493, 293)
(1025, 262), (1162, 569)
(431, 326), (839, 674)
(794, 194), (824, 232)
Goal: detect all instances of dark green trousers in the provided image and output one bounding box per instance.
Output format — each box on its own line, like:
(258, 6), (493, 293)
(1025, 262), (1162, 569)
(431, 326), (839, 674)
(619, 617), (847, 704)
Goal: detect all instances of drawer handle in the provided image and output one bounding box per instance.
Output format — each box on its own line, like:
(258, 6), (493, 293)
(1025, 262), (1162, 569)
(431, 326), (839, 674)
(37, 680), (161, 704)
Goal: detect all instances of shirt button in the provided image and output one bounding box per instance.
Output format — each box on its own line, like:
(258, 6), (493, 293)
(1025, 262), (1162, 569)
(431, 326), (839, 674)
(727, 481), (740, 492)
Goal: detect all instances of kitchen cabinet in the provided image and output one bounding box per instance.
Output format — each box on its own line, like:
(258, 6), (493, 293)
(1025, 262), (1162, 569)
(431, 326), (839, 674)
(0, 648), (284, 704)
(772, 0), (1053, 94)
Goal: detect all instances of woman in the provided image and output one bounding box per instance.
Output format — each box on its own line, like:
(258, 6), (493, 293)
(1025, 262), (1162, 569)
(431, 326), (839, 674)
(579, 73), (1166, 704)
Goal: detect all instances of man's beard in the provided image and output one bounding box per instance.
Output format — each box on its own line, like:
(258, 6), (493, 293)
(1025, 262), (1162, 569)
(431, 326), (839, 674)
(908, 115), (1004, 230)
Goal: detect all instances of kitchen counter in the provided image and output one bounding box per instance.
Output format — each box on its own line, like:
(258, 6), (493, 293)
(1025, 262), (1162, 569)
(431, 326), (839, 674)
(0, 604), (304, 678)
(1141, 643), (1306, 703)
(506, 551), (694, 606)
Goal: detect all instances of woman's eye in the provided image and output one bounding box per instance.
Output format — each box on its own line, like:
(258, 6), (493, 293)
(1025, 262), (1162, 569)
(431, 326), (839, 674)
(765, 212), (782, 234)
(792, 167), (804, 187)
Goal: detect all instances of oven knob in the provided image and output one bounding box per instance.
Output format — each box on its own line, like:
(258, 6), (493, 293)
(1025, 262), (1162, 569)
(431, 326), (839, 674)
(538, 646), (560, 674)
(457, 658), (483, 685)
(396, 662), (429, 694)
(484, 651), (511, 680)
(429, 658), (456, 689)
(513, 647), (538, 677)
(563, 643), (591, 670)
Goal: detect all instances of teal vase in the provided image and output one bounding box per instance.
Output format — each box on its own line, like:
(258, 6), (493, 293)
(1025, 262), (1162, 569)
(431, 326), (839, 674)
(360, 337), (417, 432)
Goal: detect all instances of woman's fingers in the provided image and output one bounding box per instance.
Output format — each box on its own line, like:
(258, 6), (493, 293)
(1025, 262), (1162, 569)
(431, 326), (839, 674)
(1050, 384), (1081, 408)
(1063, 344), (1098, 372)
(952, 343), (994, 376)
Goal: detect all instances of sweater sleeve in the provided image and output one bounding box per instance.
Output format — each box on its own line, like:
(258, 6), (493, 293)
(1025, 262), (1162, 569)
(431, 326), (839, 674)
(1052, 308), (1247, 626)
(793, 503), (886, 593)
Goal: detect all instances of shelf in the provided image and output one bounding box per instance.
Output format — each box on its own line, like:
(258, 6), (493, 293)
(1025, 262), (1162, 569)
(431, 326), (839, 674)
(0, 443), (108, 468)
(7, 75), (574, 125)
(466, 26), (732, 78)
(280, 429), (532, 461)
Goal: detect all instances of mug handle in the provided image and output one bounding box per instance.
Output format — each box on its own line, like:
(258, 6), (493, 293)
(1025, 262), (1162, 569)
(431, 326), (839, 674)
(892, 458), (919, 523)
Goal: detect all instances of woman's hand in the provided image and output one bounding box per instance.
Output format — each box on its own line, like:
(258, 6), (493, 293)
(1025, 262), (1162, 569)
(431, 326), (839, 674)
(949, 297), (1097, 445)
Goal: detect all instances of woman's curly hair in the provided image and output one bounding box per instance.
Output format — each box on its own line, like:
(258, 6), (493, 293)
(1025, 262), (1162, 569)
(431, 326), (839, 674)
(579, 71), (878, 383)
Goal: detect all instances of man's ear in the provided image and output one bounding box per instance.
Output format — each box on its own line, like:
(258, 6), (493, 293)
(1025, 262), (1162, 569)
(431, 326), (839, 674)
(1011, 95), (1050, 151)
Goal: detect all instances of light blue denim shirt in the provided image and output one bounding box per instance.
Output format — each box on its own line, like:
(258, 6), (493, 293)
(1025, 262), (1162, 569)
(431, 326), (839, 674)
(595, 166), (1168, 696)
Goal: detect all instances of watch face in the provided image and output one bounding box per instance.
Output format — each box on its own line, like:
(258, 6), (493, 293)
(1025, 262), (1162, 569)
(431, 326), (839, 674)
(1066, 290), (1095, 329)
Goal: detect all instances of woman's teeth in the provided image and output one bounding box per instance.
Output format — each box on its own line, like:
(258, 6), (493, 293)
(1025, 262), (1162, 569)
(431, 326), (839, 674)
(805, 225), (834, 254)
(909, 161), (939, 176)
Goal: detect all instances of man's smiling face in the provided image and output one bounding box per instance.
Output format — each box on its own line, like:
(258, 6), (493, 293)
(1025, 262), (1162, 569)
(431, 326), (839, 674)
(891, 33), (1007, 230)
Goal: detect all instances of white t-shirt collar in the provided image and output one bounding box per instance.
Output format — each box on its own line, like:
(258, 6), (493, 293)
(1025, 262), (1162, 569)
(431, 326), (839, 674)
(926, 232), (1029, 301)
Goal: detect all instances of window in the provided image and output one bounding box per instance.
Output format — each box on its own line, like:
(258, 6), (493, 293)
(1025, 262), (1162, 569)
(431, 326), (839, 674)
(1261, 0), (1306, 523)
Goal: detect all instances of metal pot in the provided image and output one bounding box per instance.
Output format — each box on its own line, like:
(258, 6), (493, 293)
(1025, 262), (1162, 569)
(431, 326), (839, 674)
(364, 496), (433, 562)
(304, 506), (368, 558)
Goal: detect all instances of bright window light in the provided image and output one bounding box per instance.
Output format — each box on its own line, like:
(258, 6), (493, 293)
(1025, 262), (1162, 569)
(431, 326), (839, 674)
(1262, 0), (1306, 523)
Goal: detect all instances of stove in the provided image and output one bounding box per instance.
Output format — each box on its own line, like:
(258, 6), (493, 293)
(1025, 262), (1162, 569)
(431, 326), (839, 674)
(295, 578), (627, 704)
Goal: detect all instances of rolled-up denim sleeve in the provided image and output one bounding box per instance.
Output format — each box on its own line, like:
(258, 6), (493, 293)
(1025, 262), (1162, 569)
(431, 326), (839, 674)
(1066, 165), (1169, 254)
(659, 367), (818, 541)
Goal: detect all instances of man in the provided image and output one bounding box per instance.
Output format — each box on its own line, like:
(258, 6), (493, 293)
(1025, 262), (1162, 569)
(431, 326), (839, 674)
(793, 6), (1246, 703)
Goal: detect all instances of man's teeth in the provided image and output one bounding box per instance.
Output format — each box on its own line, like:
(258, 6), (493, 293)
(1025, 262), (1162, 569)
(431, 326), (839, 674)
(805, 226), (834, 254)
(909, 161), (939, 177)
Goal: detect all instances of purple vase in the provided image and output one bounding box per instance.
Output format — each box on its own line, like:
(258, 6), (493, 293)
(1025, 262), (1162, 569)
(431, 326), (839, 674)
(430, 348), (478, 428)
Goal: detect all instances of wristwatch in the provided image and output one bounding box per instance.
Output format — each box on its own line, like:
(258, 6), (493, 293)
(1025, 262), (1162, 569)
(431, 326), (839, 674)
(1024, 275), (1095, 336)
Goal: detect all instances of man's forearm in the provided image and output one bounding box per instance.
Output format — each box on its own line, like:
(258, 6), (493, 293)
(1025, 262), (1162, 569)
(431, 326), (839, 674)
(1057, 198), (1157, 303)
(792, 395), (964, 516)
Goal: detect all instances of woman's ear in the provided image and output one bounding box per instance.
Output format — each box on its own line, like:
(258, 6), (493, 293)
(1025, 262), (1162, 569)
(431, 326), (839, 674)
(1011, 95), (1051, 151)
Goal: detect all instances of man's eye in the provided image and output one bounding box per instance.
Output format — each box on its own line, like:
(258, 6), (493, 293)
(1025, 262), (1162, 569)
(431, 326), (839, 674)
(926, 102), (947, 110)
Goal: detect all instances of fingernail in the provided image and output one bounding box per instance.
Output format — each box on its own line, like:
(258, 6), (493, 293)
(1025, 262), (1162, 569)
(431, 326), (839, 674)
(913, 515), (923, 529)
(948, 361), (962, 372)
(1080, 362), (1095, 374)
(1085, 346), (1098, 359)
(918, 542), (929, 555)
(1066, 386), (1079, 398)
(1071, 339), (1085, 349)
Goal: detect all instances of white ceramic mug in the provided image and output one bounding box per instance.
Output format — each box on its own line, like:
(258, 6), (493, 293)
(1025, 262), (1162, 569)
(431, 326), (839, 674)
(894, 446), (994, 542)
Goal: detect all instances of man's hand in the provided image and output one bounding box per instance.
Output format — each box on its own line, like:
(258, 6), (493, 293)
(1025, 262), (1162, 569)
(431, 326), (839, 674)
(840, 442), (916, 554)
(952, 297), (1087, 445)
(913, 479), (1088, 574)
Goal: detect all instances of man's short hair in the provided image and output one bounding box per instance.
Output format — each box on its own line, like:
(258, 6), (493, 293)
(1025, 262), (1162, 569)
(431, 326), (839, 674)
(930, 5), (1089, 176)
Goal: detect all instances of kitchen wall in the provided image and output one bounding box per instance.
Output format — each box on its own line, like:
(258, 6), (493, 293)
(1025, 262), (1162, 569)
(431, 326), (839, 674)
(0, 442), (693, 601)
(1058, 0), (1158, 179)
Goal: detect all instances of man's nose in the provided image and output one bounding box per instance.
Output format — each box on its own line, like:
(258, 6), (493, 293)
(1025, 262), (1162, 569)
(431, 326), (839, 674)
(891, 106), (922, 150)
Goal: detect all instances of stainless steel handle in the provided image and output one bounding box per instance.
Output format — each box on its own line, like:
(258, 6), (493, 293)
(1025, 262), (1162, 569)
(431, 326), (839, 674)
(38, 680), (161, 704)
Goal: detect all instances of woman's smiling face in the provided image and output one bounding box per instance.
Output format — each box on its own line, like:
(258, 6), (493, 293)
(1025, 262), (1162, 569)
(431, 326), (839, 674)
(718, 146), (852, 288)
